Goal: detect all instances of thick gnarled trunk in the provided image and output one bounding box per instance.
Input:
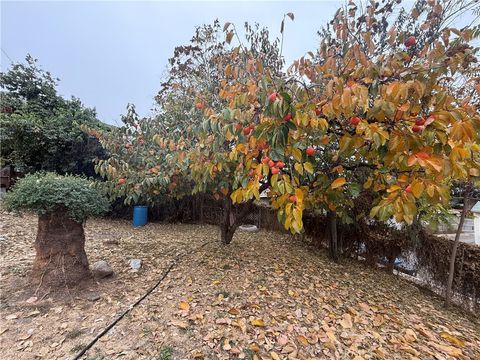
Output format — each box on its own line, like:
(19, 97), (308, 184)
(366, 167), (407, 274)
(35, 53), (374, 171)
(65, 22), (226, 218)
(34, 210), (90, 287)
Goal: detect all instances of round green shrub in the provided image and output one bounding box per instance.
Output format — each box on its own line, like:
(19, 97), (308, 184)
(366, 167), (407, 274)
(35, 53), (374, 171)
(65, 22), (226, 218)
(4, 172), (110, 222)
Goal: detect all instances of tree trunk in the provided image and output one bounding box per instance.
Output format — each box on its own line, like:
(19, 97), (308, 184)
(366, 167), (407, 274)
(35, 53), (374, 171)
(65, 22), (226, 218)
(220, 195), (235, 244)
(220, 223), (236, 245)
(219, 196), (253, 245)
(34, 210), (90, 287)
(445, 186), (471, 307)
(386, 255), (396, 273)
(199, 193), (204, 223)
(328, 211), (339, 262)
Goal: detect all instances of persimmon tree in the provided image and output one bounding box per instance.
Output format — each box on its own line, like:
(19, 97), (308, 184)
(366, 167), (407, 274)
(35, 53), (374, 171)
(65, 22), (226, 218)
(84, 105), (191, 206)
(87, 22), (284, 231)
(193, 0), (479, 252)
(186, 20), (288, 244)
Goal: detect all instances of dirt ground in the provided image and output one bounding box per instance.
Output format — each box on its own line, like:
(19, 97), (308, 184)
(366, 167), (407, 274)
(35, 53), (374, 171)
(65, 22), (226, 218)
(0, 211), (479, 360)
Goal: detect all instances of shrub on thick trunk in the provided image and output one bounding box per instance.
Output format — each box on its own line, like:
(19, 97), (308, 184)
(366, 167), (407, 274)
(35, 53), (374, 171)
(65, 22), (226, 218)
(5, 172), (109, 287)
(34, 209), (90, 286)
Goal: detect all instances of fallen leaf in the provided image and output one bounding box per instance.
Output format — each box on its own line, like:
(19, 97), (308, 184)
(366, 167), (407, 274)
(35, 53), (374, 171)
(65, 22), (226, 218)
(250, 318), (265, 327)
(373, 314), (384, 327)
(191, 349), (204, 358)
(326, 331), (337, 342)
(297, 334), (309, 346)
(404, 328), (417, 343)
(277, 334), (288, 346)
(179, 301), (190, 311)
(270, 351), (281, 360)
(228, 307), (240, 316)
(281, 345), (296, 353)
(232, 319), (247, 333)
(339, 313), (353, 329)
(223, 338), (232, 351)
(170, 319), (188, 329)
(428, 341), (463, 356)
(440, 332), (465, 347)
(359, 302), (370, 312)
(250, 343), (260, 352)
(307, 333), (319, 344)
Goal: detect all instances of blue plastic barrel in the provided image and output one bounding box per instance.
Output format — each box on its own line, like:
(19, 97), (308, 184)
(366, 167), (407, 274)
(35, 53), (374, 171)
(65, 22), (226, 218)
(133, 205), (148, 227)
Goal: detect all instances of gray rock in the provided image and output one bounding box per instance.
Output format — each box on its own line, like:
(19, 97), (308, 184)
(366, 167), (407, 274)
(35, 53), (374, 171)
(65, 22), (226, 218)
(91, 260), (113, 278)
(129, 259), (142, 270)
(85, 293), (101, 302)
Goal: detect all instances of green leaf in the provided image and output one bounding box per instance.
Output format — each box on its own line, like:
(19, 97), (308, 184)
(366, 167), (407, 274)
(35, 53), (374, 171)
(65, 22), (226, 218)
(304, 162), (314, 174)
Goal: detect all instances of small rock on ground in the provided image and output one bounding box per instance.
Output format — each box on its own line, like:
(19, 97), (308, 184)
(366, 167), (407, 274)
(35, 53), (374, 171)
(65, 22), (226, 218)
(91, 260), (113, 278)
(129, 259), (142, 270)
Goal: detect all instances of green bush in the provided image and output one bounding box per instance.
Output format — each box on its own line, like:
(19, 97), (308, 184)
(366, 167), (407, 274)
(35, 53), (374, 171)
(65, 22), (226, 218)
(4, 172), (109, 222)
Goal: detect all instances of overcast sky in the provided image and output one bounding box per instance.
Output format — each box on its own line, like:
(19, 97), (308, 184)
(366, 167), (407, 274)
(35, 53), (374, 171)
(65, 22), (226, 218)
(1, 1), (476, 125)
(1, 0), (346, 125)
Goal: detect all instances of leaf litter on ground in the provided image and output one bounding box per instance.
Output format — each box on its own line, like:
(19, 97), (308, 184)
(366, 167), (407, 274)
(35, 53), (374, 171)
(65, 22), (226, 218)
(0, 210), (479, 359)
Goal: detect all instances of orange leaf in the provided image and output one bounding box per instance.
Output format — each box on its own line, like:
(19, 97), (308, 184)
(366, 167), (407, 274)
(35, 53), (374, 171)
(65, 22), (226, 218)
(407, 155), (417, 167)
(416, 152), (430, 160)
(331, 177), (346, 189)
(179, 301), (190, 311)
(297, 335), (309, 346)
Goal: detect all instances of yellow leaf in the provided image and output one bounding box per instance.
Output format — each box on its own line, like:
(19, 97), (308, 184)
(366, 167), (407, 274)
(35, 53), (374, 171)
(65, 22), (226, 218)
(427, 185), (435, 197)
(293, 208), (302, 224)
(363, 177), (373, 189)
(304, 162), (314, 174)
(292, 148), (302, 162)
(428, 342), (462, 356)
(179, 301), (190, 311)
(294, 162), (304, 175)
(295, 188), (304, 202)
(250, 318), (265, 327)
(191, 349), (204, 358)
(326, 331), (336, 342)
(270, 352), (281, 360)
(331, 177), (346, 189)
(411, 181), (424, 198)
(440, 332), (465, 347)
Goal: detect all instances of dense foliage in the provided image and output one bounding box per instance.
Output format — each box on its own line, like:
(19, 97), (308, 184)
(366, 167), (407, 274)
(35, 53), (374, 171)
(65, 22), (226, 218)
(89, 0), (480, 248)
(0, 55), (110, 175)
(4, 172), (109, 222)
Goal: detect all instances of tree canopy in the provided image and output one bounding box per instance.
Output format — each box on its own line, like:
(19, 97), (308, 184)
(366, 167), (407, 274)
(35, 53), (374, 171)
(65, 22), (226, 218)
(90, 0), (480, 243)
(0, 55), (111, 175)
